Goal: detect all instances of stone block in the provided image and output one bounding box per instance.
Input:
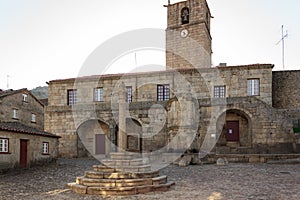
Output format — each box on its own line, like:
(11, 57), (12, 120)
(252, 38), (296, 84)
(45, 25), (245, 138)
(82, 178), (116, 187)
(216, 158), (228, 166)
(152, 176), (167, 185)
(85, 171), (104, 179)
(68, 183), (87, 194)
(136, 185), (153, 194)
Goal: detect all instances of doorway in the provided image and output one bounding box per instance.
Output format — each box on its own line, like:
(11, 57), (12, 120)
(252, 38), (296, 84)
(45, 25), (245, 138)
(95, 134), (106, 155)
(20, 139), (28, 168)
(226, 121), (239, 142)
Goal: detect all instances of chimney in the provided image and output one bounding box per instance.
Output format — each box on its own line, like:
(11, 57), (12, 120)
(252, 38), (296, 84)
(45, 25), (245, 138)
(219, 63), (227, 67)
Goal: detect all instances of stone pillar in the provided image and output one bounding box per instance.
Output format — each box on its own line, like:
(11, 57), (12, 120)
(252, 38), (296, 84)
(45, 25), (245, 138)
(118, 82), (127, 151)
(180, 85), (194, 127)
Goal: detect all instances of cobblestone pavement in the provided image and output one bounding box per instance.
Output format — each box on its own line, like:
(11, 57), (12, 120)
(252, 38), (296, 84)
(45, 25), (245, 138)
(0, 158), (299, 200)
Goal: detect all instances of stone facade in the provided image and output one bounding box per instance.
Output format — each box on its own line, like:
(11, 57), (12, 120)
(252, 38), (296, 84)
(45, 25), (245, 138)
(272, 70), (300, 152)
(0, 89), (44, 130)
(45, 64), (299, 158)
(45, 0), (299, 158)
(272, 70), (300, 109)
(0, 89), (60, 171)
(0, 129), (59, 170)
(166, 0), (212, 69)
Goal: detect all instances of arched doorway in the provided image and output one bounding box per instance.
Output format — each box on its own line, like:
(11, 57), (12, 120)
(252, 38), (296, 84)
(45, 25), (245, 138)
(216, 109), (252, 153)
(77, 119), (110, 157)
(126, 118), (142, 153)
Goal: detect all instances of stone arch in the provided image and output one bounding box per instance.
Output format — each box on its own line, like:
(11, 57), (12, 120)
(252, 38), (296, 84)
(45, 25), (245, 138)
(76, 119), (111, 158)
(216, 108), (252, 153)
(181, 7), (190, 24)
(126, 118), (142, 152)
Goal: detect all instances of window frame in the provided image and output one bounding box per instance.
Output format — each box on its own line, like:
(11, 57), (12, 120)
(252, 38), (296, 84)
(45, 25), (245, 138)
(157, 84), (170, 101)
(214, 85), (226, 98)
(94, 87), (104, 102)
(0, 138), (9, 154)
(42, 142), (49, 155)
(31, 113), (36, 123)
(126, 86), (133, 103)
(67, 89), (78, 105)
(12, 109), (18, 119)
(22, 93), (28, 102)
(247, 79), (260, 96)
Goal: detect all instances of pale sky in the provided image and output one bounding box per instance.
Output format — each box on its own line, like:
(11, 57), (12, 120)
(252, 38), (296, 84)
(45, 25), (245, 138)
(0, 0), (299, 90)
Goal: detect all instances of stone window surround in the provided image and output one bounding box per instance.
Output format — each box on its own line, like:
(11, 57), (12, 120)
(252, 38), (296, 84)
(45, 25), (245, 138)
(126, 86), (133, 103)
(214, 85), (226, 98)
(94, 87), (104, 102)
(42, 142), (49, 155)
(157, 84), (170, 101)
(31, 113), (37, 123)
(12, 108), (18, 119)
(0, 138), (9, 154)
(22, 93), (28, 102)
(67, 89), (78, 105)
(247, 78), (260, 96)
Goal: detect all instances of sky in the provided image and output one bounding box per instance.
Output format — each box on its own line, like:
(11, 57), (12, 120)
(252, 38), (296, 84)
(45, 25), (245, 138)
(0, 0), (299, 90)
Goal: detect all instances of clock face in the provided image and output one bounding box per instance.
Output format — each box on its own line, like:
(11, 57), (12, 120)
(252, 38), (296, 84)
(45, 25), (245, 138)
(180, 29), (189, 38)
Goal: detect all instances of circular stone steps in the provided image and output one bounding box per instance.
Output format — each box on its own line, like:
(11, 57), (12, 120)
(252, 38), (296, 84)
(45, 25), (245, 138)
(93, 164), (152, 173)
(76, 175), (167, 187)
(101, 158), (148, 167)
(68, 181), (175, 196)
(68, 153), (174, 196)
(84, 170), (160, 179)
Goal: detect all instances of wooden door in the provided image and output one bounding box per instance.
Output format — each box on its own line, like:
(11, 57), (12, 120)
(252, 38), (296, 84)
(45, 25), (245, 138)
(95, 134), (106, 154)
(20, 140), (28, 168)
(226, 121), (239, 142)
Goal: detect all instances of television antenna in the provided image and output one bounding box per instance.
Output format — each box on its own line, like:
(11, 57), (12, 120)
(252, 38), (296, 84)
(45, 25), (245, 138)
(6, 75), (10, 89)
(276, 25), (288, 70)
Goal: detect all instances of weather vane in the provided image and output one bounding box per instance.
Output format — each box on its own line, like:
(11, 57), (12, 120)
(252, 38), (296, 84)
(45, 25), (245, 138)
(276, 25), (288, 70)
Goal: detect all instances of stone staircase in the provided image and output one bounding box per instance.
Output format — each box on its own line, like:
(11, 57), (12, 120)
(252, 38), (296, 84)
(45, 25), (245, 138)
(68, 152), (175, 196)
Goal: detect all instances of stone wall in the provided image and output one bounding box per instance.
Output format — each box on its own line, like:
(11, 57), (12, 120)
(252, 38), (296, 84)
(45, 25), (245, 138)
(0, 90), (44, 130)
(44, 64), (286, 158)
(273, 70), (300, 109)
(166, 0), (212, 69)
(0, 131), (59, 169)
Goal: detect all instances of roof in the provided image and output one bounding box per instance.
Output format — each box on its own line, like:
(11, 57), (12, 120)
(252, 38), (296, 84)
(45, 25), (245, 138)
(49, 64), (275, 84)
(39, 98), (48, 106)
(0, 122), (60, 138)
(0, 88), (44, 107)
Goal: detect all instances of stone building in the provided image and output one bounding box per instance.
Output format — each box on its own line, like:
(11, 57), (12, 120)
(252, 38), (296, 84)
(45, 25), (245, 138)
(0, 89), (59, 171)
(45, 0), (299, 159)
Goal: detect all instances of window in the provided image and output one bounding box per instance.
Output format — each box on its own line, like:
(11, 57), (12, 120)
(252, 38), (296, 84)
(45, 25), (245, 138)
(12, 109), (18, 119)
(0, 138), (9, 153)
(67, 89), (78, 105)
(293, 119), (300, 133)
(31, 113), (36, 123)
(181, 7), (190, 24)
(247, 79), (260, 96)
(157, 84), (170, 101)
(126, 86), (132, 103)
(22, 94), (28, 102)
(42, 142), (49, 154)
(94, 88), (104, 102)
(214, 86), (226, 98)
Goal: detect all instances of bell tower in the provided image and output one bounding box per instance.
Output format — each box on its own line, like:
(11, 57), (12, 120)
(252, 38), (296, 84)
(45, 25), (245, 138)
(166, 0), (212, 70)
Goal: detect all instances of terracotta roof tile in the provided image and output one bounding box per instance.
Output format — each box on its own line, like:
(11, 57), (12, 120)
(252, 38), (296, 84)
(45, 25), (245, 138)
(0, 122), (60, 138)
